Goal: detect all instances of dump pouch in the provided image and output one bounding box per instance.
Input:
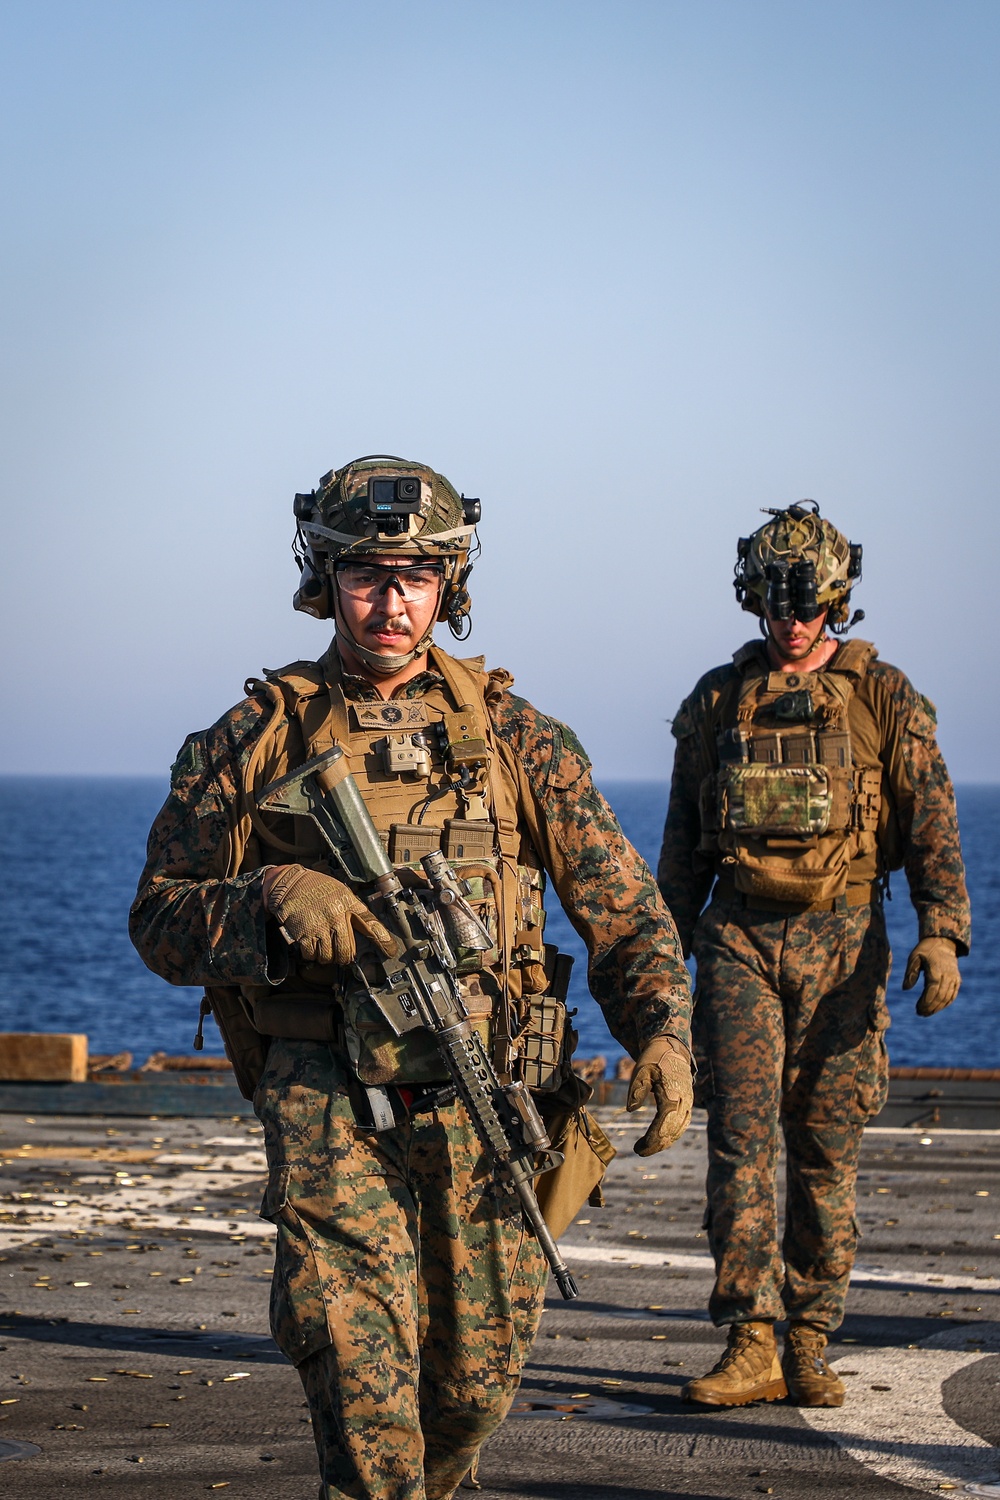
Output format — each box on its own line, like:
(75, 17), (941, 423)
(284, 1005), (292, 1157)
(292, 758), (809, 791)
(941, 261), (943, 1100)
(726, 835), (854, 903)
(534, 1080), (617, 1239)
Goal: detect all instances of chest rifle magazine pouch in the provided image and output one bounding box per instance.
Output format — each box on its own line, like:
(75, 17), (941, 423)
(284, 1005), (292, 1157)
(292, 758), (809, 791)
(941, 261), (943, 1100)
(387, 823), (443, 864)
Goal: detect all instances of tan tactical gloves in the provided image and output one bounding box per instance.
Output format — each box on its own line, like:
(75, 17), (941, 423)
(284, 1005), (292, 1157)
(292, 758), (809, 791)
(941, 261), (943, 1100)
(262, 865), (397, 966)
(903, 936), (961, 1017)
(626, 1035), (694, 1156)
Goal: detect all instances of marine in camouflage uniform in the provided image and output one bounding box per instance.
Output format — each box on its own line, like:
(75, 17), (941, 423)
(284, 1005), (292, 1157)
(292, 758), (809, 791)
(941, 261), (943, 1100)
(656, 502), (970, 1409)
(130, 455), (694, 1500)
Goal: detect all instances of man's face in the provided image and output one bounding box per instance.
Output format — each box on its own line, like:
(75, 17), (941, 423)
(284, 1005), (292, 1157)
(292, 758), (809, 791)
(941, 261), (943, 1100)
(334, 553), (443, 661)
(764, 606), (829, 663)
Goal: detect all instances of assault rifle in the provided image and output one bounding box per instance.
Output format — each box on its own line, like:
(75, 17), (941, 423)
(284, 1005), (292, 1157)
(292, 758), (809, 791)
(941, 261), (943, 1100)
(258, 746), (580, 1300)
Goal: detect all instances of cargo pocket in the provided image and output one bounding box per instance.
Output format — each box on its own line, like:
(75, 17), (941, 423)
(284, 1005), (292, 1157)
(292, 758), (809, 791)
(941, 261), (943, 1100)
(259, 1163), (332, 1367)
(850, 1026), (890, 1122)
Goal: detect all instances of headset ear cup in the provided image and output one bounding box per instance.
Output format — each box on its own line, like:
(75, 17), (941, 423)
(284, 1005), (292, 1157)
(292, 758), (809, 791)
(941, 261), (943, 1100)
(293, 559), (334, 619)
(827, 593), (850, 627)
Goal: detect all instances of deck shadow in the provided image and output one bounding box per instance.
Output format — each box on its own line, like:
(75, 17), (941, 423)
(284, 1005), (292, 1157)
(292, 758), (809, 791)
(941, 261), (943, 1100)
(0, 1311), (287, 1362)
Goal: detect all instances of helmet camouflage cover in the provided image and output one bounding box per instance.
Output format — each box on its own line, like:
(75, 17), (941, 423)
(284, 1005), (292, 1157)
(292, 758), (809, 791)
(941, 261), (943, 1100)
(291, 454), (480, 635)
(734, 500), (862, 627)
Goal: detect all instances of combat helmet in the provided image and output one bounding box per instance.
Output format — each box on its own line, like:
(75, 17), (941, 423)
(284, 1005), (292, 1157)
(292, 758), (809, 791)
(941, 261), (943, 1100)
(734, 501), (863, 631)
(292, 454), (481, 673)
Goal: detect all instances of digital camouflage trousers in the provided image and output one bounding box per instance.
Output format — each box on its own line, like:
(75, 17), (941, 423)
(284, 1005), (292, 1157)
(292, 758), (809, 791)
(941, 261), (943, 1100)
(691, 896), (891, 1331)
(255, 1039), (548, 1500)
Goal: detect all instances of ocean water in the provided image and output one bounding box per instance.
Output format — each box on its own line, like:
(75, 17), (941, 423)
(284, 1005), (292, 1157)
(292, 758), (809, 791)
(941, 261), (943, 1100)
(0, 777), (996, 1071)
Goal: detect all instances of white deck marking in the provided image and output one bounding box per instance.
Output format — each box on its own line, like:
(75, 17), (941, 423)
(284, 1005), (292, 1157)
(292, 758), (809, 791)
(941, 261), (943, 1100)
(798, 1323), (1000, 1493)
(560, 1242), (998, 1292)
(0, 1167), (275, 1247)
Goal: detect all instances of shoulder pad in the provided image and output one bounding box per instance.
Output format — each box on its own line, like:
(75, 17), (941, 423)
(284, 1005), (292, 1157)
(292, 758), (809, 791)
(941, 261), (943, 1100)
(485, 665), (515, 704)
(254, 660), (325, 709)
(429, 645), (502, 709)
(831, 638), (878, 680)
(733, 640), (767, 672)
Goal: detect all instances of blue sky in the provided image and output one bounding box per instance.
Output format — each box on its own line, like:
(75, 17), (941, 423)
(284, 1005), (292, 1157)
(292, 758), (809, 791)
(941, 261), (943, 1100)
(1, 1), (998, 778)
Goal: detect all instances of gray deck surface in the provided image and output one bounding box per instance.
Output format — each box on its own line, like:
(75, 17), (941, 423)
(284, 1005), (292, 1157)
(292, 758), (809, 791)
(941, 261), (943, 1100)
(0, 1106), (997, 1498)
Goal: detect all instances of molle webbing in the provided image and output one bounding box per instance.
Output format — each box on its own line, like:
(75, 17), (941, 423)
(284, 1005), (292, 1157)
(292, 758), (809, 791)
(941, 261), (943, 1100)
(428, 648), (524, 1067)
(240, 648), (530, 1075)
(702, 640), (883, 905)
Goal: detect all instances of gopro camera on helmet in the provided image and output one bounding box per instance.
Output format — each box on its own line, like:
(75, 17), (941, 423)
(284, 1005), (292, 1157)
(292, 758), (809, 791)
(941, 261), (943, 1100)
(367, 476), (423, 536)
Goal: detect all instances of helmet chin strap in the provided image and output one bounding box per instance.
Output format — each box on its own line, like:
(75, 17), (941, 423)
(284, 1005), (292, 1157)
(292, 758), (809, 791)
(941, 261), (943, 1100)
(332, 577), (440, 677)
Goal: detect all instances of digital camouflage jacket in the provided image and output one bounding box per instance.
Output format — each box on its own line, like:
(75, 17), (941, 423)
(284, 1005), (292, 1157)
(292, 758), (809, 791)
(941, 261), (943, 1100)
(131, 645), (692, 1060)
(657, 638), (971, 957)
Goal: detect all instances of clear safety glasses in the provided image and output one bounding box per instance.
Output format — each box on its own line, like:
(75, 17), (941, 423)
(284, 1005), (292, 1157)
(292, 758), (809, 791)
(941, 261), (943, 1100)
(335, 561), (445, 601)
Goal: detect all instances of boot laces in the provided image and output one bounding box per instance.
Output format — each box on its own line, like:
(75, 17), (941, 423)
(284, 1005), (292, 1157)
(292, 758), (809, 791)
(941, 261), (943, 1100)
(713, 1324), (771, 1377)
(789, 1324), (826, 1351)
(787, 1325), (830, 1375)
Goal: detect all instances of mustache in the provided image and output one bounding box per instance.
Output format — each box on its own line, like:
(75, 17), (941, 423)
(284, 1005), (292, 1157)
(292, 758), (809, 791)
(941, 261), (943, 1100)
(366, 618), (413, 638)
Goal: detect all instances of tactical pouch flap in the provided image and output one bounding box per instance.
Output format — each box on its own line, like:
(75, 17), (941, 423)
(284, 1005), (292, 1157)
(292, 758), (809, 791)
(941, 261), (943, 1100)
(259, 1163), (292, 1222)
(247, 993), (340, 1044)
(342, 974), (493, 1087)
(719, 763), (832, 837)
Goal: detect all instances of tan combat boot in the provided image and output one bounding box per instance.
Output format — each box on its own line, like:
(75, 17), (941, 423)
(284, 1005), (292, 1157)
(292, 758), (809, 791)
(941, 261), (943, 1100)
(682, 1321), (787, 1406)
(782, 1322), (845, 1407)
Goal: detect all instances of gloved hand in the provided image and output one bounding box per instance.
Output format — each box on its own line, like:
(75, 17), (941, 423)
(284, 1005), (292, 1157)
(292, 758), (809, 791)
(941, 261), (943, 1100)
(902, 936), (961, 1017)
(626, 1036), (694, 1156)
(261, 865), (397, 967)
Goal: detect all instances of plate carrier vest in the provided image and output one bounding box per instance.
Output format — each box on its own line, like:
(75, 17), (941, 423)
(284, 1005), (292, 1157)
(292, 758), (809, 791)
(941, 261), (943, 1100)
(204, 647), (577, 1098)
(697, 639), (882, 905)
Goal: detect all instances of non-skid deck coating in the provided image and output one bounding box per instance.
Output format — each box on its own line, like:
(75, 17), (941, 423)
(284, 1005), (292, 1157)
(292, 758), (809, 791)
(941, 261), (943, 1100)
(0, 1107), (997, 1499)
